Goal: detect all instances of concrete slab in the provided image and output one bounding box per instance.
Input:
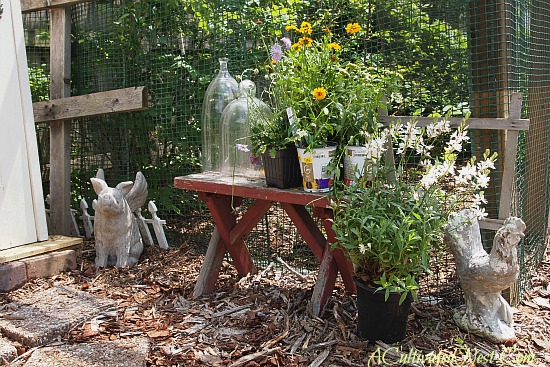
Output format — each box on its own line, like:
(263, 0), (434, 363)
(0, 262), (27, 293)
(0, 286), (115, 347)
(0, 337), (18, 365)
(24, 336), (150, 367)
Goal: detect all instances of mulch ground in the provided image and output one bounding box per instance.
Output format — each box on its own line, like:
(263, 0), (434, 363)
(1, 239), (549, 367)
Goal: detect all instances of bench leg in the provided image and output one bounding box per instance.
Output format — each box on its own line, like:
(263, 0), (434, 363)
(205, 195), (255, 277)
(322, 218), (356, 294)
(311, 246), (338, 317)
(193, 226), (225, 298)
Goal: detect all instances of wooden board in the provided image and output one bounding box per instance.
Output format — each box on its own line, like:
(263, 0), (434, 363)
(21, 0), (93, 13)
(48, 6), (72, 235)
(33, 87), (150, 124)
(0, 236), (82, 264)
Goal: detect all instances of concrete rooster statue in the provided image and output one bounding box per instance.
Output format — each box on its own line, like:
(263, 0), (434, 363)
(91, 170), (148, 268)
(444, 209), (526, 344)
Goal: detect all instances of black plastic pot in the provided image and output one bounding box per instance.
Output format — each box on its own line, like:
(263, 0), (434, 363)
(355, 278), (412, 343)
(262, 145), (302, 189)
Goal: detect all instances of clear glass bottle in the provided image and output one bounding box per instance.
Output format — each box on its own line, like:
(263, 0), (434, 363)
(220, 79), (272, 176)
(201, 58), (239, 172)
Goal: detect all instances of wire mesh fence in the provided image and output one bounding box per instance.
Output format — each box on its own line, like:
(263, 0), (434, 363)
(22, 0), (550, 300)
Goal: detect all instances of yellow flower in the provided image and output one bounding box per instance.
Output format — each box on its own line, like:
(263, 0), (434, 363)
(291, 43), (302, 52)
(285, 25), (299, 32)
(312, 87), (327, 100)
(304, 157), (313, 164)
(346, 22), (362, 34)
(299, 36), (313, 47)
(299, 21), (313, 34)
(327, 43), (342, 51)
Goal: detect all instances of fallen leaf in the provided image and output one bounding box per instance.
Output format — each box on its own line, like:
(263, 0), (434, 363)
(336, 346), (364, 357)
(147, 330), (171, 338)
(80, 330), (100, 338)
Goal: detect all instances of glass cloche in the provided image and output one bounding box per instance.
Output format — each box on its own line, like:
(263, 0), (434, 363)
(220, 79), (272, 176)
(201, 58), (239, 172)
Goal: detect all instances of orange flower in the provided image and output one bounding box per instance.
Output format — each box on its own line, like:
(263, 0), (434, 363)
(346, 22), (362, 34)
(291, 43), (302, 52)
(327, 43), (342, 51)
(299, 36), (313, 47)
(322, 26), (332, 34)
(299, 21), (313, 34)
(312, 87), (327, 100)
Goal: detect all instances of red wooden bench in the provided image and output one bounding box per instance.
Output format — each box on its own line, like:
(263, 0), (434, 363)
(174, 173), (355, 316)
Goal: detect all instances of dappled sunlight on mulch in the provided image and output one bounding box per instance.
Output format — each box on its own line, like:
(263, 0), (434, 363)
(2, 240), (549, 366)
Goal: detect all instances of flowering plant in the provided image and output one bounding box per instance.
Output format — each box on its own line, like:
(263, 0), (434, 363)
(256, 21), (398, 153)
(330, 117), (497, 303)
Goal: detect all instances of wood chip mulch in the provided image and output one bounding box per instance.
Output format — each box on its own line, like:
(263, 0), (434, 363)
(1, 240), (549, 367)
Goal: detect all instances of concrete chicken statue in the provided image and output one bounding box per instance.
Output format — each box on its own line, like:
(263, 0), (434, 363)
(444, 209), (526, 344)
(91, 170), (148, 268)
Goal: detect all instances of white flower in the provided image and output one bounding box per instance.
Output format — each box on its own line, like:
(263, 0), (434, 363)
(455, 164), (476, 185)
(421, 169), (439, 188)
(419, 159), (432, 168)
(477, 158), (495, 171)
(295, 129), (308, 139)
(426, 118), (451, 138)
(416, 143), (434, 156)
(446, 130), (470, 153)
(475, 173), (491, 188)
(471, 206), (488, 219)
(365, 134), (387, 161)
(421, 161), (455, 188)
(472, 192), (488, 205)
(396, 122), (421, 154)
(442, 160), (456, 176)
(359, 243), (367, 254)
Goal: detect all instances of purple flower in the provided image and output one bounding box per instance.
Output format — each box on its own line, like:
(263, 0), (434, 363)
(270, 44), (283, 62)
(281, 37), (292, 50)
(236, 143), (250, 152)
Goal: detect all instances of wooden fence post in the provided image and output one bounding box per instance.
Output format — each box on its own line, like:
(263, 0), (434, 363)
(48, 6), (72, 235)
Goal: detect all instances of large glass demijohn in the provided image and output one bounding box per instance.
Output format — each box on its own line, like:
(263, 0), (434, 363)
(201, 58), (239, 172)
(220, 79), (272, 176)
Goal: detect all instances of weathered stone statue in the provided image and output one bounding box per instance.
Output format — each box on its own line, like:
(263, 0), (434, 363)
(91, 171), (148, 267)
(444, 209), (526, 344)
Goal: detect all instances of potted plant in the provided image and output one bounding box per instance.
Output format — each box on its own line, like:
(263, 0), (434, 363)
(249, 107), (303, 189)
(330, 118), (497, 343)
(338, 63), (402, 185)
(260, 21), (370, 192)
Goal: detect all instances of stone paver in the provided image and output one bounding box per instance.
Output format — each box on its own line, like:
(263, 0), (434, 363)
(24, 336), (150, 367)
(0, 286), (115, 347)
(0, 337), (18, 365)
